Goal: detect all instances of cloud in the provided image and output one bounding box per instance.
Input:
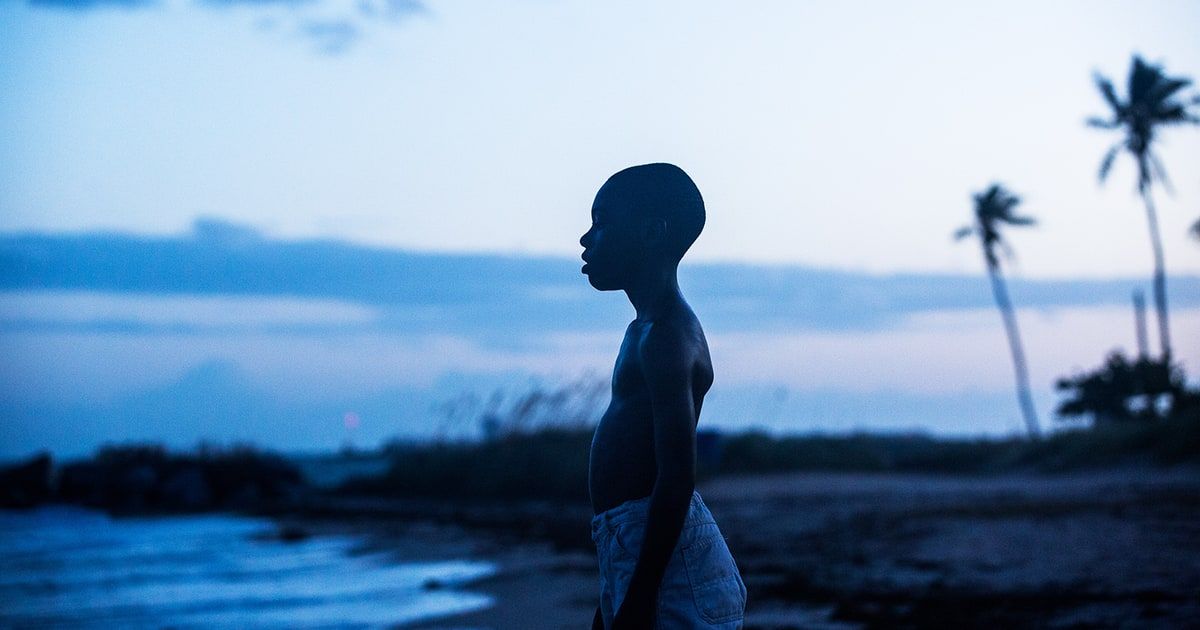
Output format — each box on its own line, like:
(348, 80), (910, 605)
(198, 0), (318, 6)
(24, 0), (427, 53)
(301, 19), (360, 55)
(356, 0), (425, 22)
(4, 219), (1199, 341)
(27, 0), (157, 10)
(191, 216), (265, 244)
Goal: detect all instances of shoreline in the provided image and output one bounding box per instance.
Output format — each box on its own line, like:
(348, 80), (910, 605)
(283, 467), (1200, 629)
(404, 548), (599, 630)
(12, 467), (1194, 628)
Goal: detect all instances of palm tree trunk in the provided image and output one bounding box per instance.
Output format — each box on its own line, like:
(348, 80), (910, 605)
(1140, 187), (1172, 363)
(1132, 289), (1149, 360)
(987, 263), (1041, 438)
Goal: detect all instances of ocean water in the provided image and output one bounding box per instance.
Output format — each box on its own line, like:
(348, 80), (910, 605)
(0, 507), (495, 628)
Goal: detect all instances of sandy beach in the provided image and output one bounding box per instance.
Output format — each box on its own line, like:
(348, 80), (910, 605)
(309, 467), (1200, 629)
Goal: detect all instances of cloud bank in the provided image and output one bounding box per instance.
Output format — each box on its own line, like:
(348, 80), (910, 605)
(3, 218), (1197, 341)
(25, 0), (427, 53)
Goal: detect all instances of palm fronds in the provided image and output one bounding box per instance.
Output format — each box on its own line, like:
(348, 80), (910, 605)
(1088, 55), (1199, 193)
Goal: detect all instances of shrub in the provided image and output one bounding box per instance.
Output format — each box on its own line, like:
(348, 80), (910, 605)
(57, 443), (304, 513)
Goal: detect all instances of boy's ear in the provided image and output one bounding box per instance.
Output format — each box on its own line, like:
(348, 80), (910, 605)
(641, 218), (667, 246)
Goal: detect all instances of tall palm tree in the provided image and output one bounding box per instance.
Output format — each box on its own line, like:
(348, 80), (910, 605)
(1087, 54), (1200, 363)
(955, 184), (1041, 438)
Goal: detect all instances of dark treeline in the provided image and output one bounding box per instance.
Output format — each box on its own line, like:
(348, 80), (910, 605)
(6, 412), (1197, 513)
(0, 444), (305, 513)
(343, 418), (1200, 505)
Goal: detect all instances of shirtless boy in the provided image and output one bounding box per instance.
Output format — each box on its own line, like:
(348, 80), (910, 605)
(581, 163), (746, 629)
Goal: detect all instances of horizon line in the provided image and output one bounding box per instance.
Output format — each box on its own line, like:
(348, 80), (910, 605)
(5, 219), (1199, 283)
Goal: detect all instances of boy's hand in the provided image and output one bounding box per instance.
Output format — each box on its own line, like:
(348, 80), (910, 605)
(612, 596), (655, 630)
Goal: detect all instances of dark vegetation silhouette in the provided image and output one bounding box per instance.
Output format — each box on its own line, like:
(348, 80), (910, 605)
(351, 375), (604, 501)
(3, 372), (1198, 510)
(0, 453), (52, 508)
(334, 378), (1199, 508)
(1, 443), (307, 513)
(55, 444), (304, 513)
(954, 184), (1041, 438)
(1055, 350), (1200, 424)
(1053, 290), (1200, 426)
(1087, 54), (1200, 363)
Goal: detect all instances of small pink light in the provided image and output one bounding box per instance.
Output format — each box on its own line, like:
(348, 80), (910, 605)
(343, 411), (361, 430)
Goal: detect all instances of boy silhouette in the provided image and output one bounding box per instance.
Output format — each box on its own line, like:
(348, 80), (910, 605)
(581, 163), (746, 629)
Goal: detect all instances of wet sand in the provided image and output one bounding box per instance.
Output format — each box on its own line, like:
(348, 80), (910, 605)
(297, 467), (1200, 629)
(272, 510), (600, 629)
(704, 468), (1200, 628)
(404, 548), (598, 630)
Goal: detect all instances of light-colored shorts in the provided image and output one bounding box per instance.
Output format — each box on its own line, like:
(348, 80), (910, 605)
(591, 491), (747, 629)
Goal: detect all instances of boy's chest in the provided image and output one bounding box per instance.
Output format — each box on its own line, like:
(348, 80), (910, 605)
(610, 328), (650, 400)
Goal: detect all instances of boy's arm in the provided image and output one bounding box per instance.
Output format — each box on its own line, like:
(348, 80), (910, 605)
(613, 325), (697, 629)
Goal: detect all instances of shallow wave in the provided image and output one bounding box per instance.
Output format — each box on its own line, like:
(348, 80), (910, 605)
(0, 506), (495, 628)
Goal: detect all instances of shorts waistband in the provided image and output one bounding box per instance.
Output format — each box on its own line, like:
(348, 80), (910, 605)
(590, 490), (715, 542)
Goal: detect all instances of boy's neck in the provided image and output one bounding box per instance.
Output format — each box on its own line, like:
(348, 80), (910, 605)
(624, 263), (684, 323)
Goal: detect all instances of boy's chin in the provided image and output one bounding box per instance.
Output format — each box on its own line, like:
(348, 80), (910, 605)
(585, 274), (623, 291)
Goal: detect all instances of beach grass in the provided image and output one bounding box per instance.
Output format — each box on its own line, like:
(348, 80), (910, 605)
(340, 415), (1199, 503)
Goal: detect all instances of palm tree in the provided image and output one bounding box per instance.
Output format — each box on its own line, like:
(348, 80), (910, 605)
(955, 184), (1041, 438)
(1190, 217), (1200, 244)
(1087, 54), (1200, 363)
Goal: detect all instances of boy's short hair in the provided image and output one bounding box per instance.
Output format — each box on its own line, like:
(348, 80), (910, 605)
(604, 163), (705, 260)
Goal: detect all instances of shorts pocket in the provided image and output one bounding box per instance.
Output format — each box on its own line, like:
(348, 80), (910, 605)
(681, 530), (745, 624)
(612, 521), (645, 560)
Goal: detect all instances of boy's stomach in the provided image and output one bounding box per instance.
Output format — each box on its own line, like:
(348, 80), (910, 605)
(588, 408), (658, 514)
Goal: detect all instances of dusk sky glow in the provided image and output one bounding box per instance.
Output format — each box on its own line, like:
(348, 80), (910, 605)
(2, 0), (1199, 458)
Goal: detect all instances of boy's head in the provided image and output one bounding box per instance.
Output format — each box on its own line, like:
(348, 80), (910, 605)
(580, 163), (705, 291)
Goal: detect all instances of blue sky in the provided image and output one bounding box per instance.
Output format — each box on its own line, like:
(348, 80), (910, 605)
(2, 0), (1198, 275)
(2, 0), (1200, 457)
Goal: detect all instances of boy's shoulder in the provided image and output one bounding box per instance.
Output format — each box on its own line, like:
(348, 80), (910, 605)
(633, 310), (707, 376)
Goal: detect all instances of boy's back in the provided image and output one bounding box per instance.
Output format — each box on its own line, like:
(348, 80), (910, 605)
(580, 163), (745, 629)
